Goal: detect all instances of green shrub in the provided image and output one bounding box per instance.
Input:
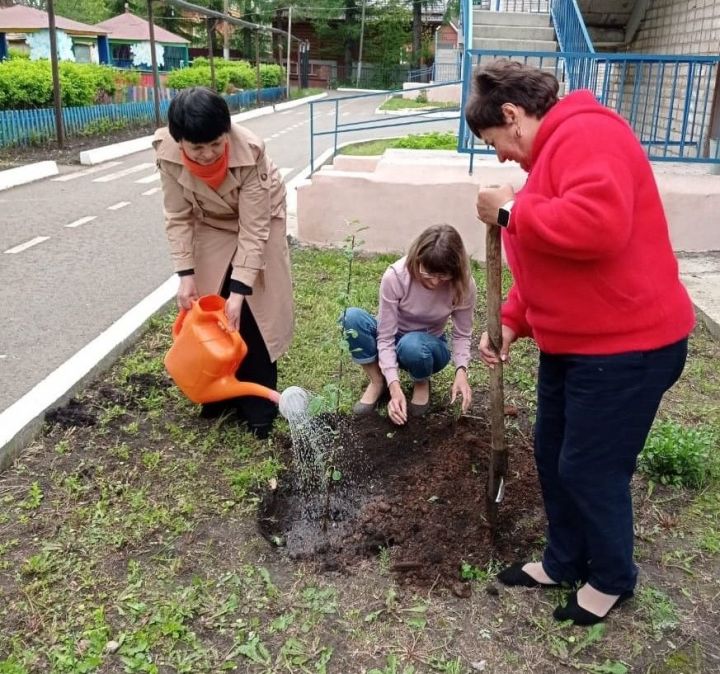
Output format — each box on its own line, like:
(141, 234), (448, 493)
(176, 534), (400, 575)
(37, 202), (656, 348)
(173, 58), (282, 91)
(8, 47), (30, 60)
(0, 59), (116, 109)
(166, 65), (230, 92)
(393, 131), (458, 150)
(638, 420), (719, 488)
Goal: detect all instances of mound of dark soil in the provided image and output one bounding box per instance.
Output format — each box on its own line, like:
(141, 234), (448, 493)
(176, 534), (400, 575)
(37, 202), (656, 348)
(259, 409), (544, 591)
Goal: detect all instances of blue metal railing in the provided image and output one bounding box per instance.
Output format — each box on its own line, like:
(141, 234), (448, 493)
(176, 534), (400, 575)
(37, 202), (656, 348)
(309, 81), (461, 172)
(0, 87), (285, 147)
(458, 49), (720, 164)
(549, 0), (593, 53)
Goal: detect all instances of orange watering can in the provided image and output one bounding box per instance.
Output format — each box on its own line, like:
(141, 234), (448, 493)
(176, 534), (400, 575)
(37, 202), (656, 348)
(164, 294), (281, 405)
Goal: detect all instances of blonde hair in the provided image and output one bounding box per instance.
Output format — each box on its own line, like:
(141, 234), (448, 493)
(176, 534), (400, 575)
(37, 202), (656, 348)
(406, 224), (472, 305)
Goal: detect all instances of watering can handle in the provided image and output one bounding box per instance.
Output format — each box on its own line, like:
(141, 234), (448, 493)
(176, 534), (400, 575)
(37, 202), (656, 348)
(172, 307), (189, 339)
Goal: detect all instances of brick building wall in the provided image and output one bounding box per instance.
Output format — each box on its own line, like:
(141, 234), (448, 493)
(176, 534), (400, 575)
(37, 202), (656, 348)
(608, 0), (720, 159)
(629, 0), (720, 56)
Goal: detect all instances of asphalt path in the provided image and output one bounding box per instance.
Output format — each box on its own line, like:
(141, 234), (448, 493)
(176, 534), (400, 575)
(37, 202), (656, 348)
(0, 91), (460, 413)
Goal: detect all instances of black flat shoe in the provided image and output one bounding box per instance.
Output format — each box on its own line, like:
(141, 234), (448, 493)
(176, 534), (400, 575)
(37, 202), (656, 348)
(553, 590), (634, 625)
(497, 562), (558, 588)
(247, 422), (273, 440)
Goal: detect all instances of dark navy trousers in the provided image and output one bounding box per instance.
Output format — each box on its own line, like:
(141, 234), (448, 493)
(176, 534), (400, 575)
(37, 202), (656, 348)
(535, 338), (688, 594)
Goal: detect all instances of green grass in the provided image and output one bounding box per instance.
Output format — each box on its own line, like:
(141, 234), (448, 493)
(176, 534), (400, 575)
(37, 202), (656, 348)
(0, 246), (718, 673)
(378, 96), (458, 111)
(290, 87), (325, 100)
(338, 131), (458, 156)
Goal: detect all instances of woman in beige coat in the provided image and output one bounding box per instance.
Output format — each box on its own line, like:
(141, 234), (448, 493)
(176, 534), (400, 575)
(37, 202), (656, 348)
(154, 87), (293, 438)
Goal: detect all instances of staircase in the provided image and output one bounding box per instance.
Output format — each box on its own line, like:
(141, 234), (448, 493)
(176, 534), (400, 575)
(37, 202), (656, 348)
(472, 10), (558, 63)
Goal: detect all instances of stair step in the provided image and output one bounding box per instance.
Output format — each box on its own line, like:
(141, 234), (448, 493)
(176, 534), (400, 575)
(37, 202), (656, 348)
(473, 25), (555, 41)
(472, 37), (558, 52)
(473, 10), (551, 27)
(467, 52), (565, 73)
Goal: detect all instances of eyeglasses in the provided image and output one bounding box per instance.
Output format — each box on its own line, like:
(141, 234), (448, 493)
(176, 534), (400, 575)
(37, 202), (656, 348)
(419, 268), (452, 282)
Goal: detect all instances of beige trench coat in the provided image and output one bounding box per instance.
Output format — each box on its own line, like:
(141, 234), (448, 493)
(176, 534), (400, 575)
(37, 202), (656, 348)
(153, 124), (294, 362)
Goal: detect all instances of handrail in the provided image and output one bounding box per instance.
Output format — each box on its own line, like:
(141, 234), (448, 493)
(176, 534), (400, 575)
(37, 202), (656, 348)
(458, 48), (720, 164)
(550, 0), (594, 53)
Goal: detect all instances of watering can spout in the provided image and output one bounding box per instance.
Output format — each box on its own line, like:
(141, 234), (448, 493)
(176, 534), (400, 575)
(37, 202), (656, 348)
(164, 294), (281, 406)
(203, 379), (281, 405)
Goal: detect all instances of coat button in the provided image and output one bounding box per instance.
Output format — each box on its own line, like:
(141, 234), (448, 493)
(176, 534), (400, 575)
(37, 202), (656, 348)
(261, 173), (268, 180)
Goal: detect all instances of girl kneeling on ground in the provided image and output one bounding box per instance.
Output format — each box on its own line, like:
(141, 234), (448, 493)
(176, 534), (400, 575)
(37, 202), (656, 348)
(341, 224), (476, 425)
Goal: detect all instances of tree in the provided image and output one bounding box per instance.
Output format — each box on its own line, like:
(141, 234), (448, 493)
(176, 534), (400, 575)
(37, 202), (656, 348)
(54, 0), (111, 24)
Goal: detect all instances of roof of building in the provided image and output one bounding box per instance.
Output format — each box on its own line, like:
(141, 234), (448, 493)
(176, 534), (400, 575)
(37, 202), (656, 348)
(94, 11), (189, 44)
(0, 4), (107, 35)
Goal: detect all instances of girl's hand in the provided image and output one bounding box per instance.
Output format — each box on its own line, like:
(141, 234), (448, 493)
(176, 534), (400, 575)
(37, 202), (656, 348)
(478, 325), (517, 368)
(387, 381), (407, 425)
(224, 293), (243, 332)
(177, 275), (199, 310)
(451, 367), (472, 413)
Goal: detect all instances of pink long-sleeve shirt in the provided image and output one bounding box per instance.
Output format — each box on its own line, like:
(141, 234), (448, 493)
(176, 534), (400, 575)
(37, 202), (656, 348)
(377, 257), (477, 385)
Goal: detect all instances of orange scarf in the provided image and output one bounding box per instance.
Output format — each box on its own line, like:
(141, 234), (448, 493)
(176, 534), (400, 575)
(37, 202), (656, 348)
(181, 143), (229, 190)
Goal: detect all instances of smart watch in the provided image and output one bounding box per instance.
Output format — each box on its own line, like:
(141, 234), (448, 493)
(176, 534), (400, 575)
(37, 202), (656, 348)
(497, 200), (515, 227)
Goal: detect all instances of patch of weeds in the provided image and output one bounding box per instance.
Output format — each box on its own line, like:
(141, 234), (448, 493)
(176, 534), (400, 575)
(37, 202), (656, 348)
(368, 654), (417, 674)
(277, 637), (333, 672)
(698, 528), (720, 553)
(637, 587), (679, 638)
(364, 589), (428, 629)
(46, 606), (110, 673)
(19, 482), (43, 510)
(54, 438), (71, 455)
(638, 420), (719, 488)
(460, 558), (502, 582)
(226, 456), (282, 501)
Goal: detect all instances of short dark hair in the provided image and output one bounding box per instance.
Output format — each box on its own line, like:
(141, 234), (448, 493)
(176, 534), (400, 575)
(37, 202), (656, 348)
(167, 86), (231, 143)
(464, 59), (559, 136)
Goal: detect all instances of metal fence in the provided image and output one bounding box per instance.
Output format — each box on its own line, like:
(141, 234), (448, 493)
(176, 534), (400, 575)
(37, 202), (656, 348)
(459, 50), (720, 164)
(0, 86), (285, 147)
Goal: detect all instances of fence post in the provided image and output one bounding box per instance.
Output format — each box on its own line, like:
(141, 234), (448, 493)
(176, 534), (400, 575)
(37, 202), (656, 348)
(147, 0), (162, 127)
(47, 0), (64, 148)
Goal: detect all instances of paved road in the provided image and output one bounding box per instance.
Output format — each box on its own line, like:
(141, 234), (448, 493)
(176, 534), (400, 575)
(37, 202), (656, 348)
(0, 92), (459, 413)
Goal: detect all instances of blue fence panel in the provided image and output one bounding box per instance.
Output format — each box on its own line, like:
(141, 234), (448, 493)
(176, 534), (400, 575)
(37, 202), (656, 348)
(459, 49), (720, 164)
(0, 86), (286, 147)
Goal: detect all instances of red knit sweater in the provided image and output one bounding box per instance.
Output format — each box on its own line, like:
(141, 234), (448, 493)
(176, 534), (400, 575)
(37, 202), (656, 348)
(502, 90), (695, 355)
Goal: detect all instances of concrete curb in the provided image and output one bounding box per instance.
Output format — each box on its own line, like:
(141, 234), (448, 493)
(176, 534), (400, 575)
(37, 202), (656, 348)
(0, 276), (177, 471)
(0, 161), (58, 191)
(79, 93), (329, 165)
(337, 87), (389, 94)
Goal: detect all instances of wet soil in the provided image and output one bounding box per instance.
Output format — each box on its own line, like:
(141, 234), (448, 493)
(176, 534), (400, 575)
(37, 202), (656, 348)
(259, 409), (544, 592)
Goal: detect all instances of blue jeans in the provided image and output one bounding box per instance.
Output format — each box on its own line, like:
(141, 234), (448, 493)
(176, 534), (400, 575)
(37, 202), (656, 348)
(341, 307), (451, 381)
(535, 338), (688, 594)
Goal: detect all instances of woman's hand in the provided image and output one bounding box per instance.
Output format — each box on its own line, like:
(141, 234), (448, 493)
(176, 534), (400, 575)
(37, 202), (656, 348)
(177, 275), (199, 310)
(387, 381), (407, 426)
(224, 293), (243, 332)
(476, 184), (515, 225)
(479, 325), (517, 368)
(451, 367), (472, 413)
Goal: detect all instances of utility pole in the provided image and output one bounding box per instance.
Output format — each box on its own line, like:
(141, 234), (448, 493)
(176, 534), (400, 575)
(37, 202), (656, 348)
(255, 31), (261, 106)
(207, 17), (217, 90)
(223, 0), (230, 59)
(147, 0), (161, 127)
(47, 0), (63, 147)
(356, 0), (367, 88)
(285, 5), (292, 97)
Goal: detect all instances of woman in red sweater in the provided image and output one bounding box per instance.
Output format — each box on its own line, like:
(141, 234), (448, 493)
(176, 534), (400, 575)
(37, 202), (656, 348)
(465, 60), (694, 625)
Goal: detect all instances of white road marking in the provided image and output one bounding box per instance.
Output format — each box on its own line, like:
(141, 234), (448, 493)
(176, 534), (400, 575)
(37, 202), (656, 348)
(279, 168), (293, 177)
(142, 187), (162, 196)
(4, 236), (50, 254)
(92, 163), (154, 183)
(0, 354), (6, 359)
(135, 172), (160, 184)
(65, 215), (97, 229)
(52, 161), (123, 182)
(107, 201), (130, 210)
(271, 133), (281, 138)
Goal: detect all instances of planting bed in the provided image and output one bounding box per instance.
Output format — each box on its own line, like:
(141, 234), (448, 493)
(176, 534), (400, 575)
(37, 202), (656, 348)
(259, 408), (544, 591)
